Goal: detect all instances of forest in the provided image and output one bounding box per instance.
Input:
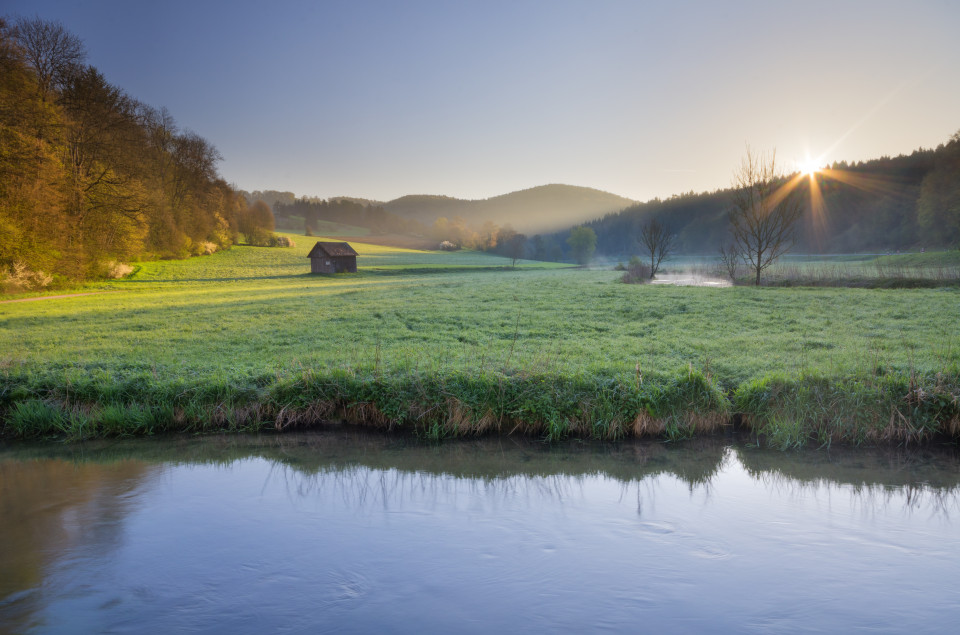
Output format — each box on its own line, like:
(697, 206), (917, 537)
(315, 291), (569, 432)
(0, 17), (273, 290)
(272, 197), (422, 235)
(557, 136), (960, 260)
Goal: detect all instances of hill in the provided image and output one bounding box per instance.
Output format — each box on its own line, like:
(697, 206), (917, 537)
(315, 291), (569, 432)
(382, 184), (636, 233)
(545, 134), (960, 258)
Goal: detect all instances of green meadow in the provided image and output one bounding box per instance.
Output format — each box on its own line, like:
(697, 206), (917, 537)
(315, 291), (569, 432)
(2, 235), (958, 446)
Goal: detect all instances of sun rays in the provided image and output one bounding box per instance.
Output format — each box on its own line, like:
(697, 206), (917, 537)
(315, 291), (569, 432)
(768, 147), (907, 249)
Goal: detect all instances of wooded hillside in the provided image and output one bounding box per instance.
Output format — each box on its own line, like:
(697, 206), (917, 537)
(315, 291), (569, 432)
(382, 184), (636, 233)
(0, 17), (267, 289)
(550, 138), (960, 258)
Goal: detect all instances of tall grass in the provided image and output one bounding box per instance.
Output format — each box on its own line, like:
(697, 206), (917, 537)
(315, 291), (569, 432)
(2, 361), (957, 446)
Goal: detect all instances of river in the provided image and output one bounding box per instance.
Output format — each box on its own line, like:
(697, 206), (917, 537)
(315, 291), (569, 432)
(2, 430), (959, 633)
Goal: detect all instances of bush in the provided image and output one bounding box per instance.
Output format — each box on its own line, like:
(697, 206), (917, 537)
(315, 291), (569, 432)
(246, 230), (295, 247)
(197, 241), (218, 255)
(620, 257), (651, 284)
(1, 261), (54, 293)
(105, 261), (134, 278)
(245, 228), (274, 246)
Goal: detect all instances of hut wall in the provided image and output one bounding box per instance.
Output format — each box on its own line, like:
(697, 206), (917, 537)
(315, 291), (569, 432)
(332, 256), (357, 273)
(310, 255), (356, 273)
(310, 257), (333, 273)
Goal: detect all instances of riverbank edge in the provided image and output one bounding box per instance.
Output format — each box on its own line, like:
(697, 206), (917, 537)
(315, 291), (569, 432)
(2, 367), (958, 448)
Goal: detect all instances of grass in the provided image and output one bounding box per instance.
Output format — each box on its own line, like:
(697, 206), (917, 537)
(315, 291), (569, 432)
(1, 235), (958, 446)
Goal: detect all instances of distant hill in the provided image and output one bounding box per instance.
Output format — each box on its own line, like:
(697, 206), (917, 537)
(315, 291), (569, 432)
(382, 184), (637, 233)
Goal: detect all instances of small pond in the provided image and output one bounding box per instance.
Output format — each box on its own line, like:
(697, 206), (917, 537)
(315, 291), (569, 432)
(2, 431), (959, 633)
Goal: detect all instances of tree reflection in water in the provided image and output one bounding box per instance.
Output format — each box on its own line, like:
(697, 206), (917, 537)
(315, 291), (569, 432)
(2, 430), (959, 632)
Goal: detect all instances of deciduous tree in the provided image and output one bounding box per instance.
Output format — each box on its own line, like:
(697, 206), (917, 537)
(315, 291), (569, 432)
(497, 225), (526, 267)
(13, 16), (85, 102)
(728, 148), (803, 285)
(567, 226), (596, 265)
(638, 218), (675, 278)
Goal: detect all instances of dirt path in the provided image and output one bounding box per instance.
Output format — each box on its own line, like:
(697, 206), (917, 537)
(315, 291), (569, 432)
(0, 291), (115, 304)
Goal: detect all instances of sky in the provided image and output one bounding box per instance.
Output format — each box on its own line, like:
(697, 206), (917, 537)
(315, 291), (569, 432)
(6, 0), (960, 202)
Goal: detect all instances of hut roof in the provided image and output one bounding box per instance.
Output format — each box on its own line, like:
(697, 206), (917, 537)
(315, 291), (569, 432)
(307, 241), (358, 258)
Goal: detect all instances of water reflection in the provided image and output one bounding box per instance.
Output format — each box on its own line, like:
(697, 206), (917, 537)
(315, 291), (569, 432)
(1, 431), (959, 633)
(0, 458), (160, 633)
(739, 444), (960, 517)
(650, 272), (732, 287)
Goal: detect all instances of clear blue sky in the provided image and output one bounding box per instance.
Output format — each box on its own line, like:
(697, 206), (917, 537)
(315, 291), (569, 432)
(6, 0), (959, 202)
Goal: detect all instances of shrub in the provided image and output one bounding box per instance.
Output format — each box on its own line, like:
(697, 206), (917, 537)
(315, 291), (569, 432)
(620, 257), (652, 284)
(1, 261), (54, 293)
(105, 261), (135, 278)
(197, 241), (218, 255)
(245, 228), (274, 246)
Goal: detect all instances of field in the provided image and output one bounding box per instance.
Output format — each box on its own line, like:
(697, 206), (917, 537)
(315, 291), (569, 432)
(2, 235), (959, 446)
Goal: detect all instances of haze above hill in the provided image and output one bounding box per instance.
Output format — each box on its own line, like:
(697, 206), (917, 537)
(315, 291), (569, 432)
(247, 184), (637, 234)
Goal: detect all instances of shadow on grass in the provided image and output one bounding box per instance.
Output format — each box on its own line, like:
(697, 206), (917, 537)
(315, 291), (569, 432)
(127, 272), (318, 284)
(367, 266), (563, 276)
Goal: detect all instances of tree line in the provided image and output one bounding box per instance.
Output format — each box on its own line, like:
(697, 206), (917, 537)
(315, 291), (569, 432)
(428, 217), (562, 266)
(273, 197), (423, 235)
(0, 17), (274, 290)
(550, 134), (960, 262)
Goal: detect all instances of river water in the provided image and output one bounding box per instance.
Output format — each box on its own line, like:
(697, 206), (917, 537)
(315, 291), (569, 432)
(2, 431), (959, 633)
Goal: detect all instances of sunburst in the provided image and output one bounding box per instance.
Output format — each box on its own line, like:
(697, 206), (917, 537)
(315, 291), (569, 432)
(798, 157), (821, 177)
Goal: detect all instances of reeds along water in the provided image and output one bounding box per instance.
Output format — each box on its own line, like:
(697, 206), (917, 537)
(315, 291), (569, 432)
(2, 359), (958, 447)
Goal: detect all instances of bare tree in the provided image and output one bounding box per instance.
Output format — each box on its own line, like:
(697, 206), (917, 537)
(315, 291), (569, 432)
(638, 218), (675, 278)
(495, 224), (527, 267)
(729, 148), (804, 285)
(718, 242), (742, 281)
(13, 17), (86, 101)
(506, 233), (527, 267)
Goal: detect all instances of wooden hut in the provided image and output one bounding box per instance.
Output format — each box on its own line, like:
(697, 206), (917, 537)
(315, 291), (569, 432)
(307, 241), (358, 273)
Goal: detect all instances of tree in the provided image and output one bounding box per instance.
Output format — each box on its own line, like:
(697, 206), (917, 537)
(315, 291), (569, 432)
(567, 226), (596, 265)
(718, 242), (742, 281)
(497, 225), (527, 267)
(58, 65), (148, 274)
(917, 130), (960, 248)
(638, 218), (675, 278)
(728, 148), (804, 285)
(13, 17), (85, 102)
(239, 200), (275, 244)
(479, 220), (499, 251)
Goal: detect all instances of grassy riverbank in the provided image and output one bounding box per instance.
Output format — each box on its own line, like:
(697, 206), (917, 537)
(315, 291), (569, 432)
(2, 236), (958, 446)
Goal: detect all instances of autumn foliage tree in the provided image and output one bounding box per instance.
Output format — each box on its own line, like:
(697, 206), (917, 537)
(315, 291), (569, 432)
(0, 17), (247, 288)
(239, 200), (276, 245)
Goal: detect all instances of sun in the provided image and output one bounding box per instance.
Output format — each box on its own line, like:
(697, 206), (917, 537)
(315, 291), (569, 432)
(798, 158), (820, 176)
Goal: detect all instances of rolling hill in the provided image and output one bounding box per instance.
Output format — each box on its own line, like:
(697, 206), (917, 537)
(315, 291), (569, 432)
(381, 184), (636, 233)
